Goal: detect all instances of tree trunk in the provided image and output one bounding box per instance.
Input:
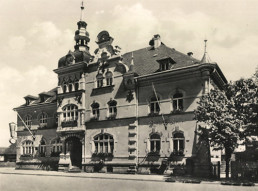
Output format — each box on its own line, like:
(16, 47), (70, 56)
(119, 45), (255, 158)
(225, 147), (232, 179)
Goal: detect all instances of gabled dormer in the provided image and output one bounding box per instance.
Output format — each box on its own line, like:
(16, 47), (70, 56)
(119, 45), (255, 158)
(24, 95), (38, 106)
(156, 56), (176, 71)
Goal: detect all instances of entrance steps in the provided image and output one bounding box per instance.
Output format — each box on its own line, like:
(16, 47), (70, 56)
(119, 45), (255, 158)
(68, 166), (81, 173)
(127, 166), (137, 174)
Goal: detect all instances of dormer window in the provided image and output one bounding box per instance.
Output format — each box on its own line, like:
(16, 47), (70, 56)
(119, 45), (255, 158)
(160, 62), (169, 71)
(157, 57), (175, 71)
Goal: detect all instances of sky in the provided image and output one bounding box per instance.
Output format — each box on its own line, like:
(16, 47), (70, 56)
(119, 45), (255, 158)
(0, 0), (257, 147)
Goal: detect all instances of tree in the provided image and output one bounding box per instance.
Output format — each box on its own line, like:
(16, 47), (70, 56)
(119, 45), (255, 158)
(195, 78), (258, 179)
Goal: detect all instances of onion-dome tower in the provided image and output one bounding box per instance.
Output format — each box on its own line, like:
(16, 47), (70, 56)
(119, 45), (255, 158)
(57, 1), (92, 68)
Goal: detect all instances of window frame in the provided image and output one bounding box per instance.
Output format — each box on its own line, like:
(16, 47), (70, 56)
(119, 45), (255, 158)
(172, 132), (185, 155)
(150, 133), (161, 153)
(107, 100), (117, 118)
(39, 112), (48, 127)
(172, 92), (184, 112)
(105, 71), (113, 86)
(150, 96), (160, 114)
(93, 133), (114, 154)
(25, 115), (32, 128)
(22, 140), (34, 155)
(96, 73), (104, 88)
(62, 104), (78, 122)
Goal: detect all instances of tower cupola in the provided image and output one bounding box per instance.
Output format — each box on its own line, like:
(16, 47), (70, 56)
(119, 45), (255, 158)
(74, 1), (90, 52)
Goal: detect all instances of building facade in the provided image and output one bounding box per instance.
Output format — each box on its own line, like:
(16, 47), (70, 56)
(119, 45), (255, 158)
(14, 5), (227, 175)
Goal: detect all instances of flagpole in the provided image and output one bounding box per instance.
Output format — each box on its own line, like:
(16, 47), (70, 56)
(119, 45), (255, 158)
(152, 83), (167, 130)
(14, 109), (36, 139)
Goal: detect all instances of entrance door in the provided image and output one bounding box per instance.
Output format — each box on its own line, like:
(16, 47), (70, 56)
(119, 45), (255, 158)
(66, 137), (82, 168)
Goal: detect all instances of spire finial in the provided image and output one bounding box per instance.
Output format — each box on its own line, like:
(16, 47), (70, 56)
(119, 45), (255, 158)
(129, 52), (134, 72)
(80, 1), (85, 21)
(204, 39), (208, 53)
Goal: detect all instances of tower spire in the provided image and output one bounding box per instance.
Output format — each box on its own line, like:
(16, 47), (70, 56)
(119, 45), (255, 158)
(129, 52), (134, 72)
(204, 39), (207, 53)
(80, 1), (85, 21)
(200, 39), (211, 64)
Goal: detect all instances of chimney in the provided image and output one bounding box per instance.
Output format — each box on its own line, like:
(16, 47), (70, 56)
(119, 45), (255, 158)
(187, 52), (193, 57)
(153, 34), (161, 49)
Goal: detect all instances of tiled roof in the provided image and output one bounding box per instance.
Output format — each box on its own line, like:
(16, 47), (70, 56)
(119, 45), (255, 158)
(122, 44), (200, 76)
(24, 95), (38, 100)
(18, 88), (57, 108)
(0, 145), (16, 154)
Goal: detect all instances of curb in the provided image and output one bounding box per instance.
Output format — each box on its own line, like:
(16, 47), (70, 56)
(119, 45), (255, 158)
(0, 171), (165, 183)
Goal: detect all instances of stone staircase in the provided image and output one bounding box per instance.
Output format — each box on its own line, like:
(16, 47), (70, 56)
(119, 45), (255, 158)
(68, 166), (81, 173)
(127, 165), (137, 174)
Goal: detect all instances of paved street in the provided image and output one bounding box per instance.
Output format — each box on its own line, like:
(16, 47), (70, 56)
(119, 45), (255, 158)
(0, 169), (257, 191)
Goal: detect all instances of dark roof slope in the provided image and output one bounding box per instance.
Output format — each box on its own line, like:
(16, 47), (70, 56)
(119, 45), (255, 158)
(122, 44), (200, 76)
(17, 87), (57, 108)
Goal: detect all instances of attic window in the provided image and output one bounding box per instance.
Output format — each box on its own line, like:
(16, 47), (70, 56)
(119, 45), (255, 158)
(157, 57), (175, 71)
(160, 62), (169, 71)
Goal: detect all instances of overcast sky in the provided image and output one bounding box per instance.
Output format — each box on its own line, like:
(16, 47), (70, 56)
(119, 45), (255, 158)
(0, 0), (257, 146)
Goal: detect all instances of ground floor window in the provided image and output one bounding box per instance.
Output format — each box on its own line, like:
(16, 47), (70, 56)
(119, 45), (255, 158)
(22, 140), (34, 156)
(94, 134), (114, 154)
(150, 133), (161, 153)
(39, 139), (46, 157)
(51, 138), (62, 157)
(173, 132), (184, 155)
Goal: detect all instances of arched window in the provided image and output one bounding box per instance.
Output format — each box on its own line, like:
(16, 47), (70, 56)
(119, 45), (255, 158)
(25, 115), (32, 128)
(94, 134), (114, 154)
(68, 80), (73, 92)
(39, 113), (47, 127)
(96, 73), (104, 88)
(22, 140), (34, 155)
(173, 92), (183, 111)
(63, 104), (78, 122)
(173, 132), (185, 155)
(63, 83), (67, 93)
(51, 138), (62, 156)
(107, 100), (117, 119)
(91, 102), (100, 119)
(150, 96), (160, 114)
(150, 133), (161, 153)
(74, 79), (79, 91)
(105, 71), (113, 86)
(39, 139), (46, 157)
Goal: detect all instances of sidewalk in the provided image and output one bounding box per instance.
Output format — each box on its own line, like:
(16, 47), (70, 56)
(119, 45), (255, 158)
(0, 168), (256, 186)
(0, 168), (164, 182)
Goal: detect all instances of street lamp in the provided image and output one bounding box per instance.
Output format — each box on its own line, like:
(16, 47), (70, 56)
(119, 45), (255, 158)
(9, 122), (17, 144)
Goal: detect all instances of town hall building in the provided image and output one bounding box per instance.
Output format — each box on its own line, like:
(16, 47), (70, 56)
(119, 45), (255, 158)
(13, 3), (227, 176)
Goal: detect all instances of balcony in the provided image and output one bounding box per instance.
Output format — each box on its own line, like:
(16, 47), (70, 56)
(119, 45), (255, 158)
(61, 120), (77, 128)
